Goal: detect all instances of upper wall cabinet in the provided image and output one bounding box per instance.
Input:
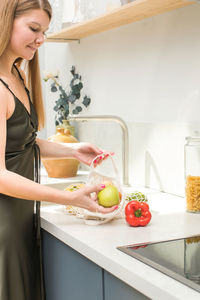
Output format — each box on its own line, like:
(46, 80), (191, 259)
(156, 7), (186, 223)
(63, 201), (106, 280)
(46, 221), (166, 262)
(46, 0), (195, 43)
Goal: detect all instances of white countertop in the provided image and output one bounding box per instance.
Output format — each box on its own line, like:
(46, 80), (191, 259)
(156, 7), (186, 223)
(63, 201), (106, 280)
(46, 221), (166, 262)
(41, 173), (200, 300)
(41, 167), (88, 186)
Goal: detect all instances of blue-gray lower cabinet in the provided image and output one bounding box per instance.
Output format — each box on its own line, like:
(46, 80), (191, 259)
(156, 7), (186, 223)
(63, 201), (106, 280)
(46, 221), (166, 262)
(42, 230), (103, 300)
(42, 230), (150, 300)
(103, 270), (150, 300)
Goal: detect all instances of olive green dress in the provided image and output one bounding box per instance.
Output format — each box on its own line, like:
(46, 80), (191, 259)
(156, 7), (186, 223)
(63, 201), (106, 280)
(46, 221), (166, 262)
(0, 66), (45, 300)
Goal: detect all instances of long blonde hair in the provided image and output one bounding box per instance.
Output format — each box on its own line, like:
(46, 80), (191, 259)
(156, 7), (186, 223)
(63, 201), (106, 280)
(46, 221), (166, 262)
(0, 0), (52, 129)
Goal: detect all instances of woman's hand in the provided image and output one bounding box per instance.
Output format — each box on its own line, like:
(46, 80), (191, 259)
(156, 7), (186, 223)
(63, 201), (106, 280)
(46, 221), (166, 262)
(73, 142), (114, 167)
(70, 184), (118, 213)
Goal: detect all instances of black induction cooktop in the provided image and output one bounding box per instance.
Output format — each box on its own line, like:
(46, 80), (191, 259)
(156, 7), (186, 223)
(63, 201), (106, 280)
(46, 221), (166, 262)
(117, 235), (200, 293)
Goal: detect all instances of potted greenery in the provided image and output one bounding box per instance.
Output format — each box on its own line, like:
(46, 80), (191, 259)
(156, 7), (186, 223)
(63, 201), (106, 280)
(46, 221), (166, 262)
(43, 66), (91, 178)
(44, 65), (91, 135)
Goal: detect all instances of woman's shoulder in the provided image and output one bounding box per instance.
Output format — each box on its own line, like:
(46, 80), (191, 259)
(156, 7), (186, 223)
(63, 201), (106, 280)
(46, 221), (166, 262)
(0, 79), (9, 98)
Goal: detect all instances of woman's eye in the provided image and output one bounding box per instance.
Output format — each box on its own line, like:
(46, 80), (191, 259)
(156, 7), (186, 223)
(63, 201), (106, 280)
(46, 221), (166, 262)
(30, 27), (39, 32)
(29, 27), (47, 39)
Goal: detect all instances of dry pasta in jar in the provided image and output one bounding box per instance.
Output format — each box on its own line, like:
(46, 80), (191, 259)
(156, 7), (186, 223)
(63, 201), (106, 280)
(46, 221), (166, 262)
(185, 175), (200, 213)
(184, 137), (200, 213)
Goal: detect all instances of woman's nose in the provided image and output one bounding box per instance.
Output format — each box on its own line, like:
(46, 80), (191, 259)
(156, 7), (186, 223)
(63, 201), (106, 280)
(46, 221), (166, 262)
(35, 33), (45, 46)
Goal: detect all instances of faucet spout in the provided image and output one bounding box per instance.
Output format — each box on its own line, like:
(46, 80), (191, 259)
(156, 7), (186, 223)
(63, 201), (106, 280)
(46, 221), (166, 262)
(68, 115), (130, 186)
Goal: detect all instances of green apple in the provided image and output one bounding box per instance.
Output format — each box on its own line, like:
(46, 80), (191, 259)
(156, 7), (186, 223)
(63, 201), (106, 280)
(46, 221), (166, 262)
(98, 185), (120, 208)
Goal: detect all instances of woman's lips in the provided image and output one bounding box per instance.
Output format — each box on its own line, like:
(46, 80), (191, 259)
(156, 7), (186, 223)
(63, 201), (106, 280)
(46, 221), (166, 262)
(27, 45), (37, 51)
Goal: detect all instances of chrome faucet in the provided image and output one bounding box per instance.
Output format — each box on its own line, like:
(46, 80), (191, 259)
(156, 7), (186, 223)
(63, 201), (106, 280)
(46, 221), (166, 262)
(68, 115), (130, 186)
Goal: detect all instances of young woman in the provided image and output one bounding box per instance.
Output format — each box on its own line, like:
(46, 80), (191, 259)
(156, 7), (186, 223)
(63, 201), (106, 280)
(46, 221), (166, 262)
(0, 1), (117, 299)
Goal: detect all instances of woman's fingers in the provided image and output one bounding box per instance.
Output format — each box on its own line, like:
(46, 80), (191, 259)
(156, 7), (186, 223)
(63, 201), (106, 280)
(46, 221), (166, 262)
(84, 184), (105, 194)
(82, 184), (119, 214)
(95, 204), (119, 214)
(93, 152), (114, 167)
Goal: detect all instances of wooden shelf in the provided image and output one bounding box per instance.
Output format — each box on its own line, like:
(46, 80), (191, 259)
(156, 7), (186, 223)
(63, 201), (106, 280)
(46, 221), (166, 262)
(46, 0), (195, 43)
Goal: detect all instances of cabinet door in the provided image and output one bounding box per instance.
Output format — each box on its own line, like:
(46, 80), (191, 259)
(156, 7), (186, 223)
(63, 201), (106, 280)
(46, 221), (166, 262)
(42, 230), (103, 300)
(104, 270), (151, 300)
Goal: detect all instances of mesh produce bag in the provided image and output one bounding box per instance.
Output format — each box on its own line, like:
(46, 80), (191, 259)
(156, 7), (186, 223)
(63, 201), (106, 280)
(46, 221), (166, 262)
(76, 153), (125, 225)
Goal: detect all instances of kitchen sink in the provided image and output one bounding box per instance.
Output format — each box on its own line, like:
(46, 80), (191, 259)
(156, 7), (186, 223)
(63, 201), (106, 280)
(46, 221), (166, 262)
(118, 235), (200, 293)
(43, 181), (85, 190)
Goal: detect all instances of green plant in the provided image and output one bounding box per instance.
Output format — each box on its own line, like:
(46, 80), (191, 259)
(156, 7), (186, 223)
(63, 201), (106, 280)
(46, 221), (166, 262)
(44, 66), (91, 126)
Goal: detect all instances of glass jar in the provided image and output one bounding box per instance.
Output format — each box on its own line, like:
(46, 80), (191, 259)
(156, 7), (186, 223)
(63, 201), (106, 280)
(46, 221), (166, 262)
(185, 136), (200, 213)
(83, 0), (97, 20)
(72, 0), (85, 23)
(48, 0), (63, 32)
(120, 0), (132, 5)
(62, 0), (76, 28)
(184, 236), (200, 282)
(106, 0), (121, 12)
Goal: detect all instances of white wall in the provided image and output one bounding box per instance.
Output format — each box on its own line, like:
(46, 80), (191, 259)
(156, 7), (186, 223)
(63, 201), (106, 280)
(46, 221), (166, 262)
(40, 3), (200, 196)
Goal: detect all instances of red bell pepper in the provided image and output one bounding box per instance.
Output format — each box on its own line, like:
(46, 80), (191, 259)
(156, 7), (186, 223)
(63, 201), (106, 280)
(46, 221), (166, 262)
(125, 200), (152, 227)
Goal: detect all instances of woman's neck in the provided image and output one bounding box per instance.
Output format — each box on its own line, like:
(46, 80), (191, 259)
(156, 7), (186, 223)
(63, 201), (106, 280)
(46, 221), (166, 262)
(0, 51), (17, 76)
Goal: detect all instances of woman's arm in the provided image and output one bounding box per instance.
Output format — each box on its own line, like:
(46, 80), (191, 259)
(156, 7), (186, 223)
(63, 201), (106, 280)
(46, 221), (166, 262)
(0, 168), (117, 212)
(36, 138), (75, 159)
(37, 138), (112, 166)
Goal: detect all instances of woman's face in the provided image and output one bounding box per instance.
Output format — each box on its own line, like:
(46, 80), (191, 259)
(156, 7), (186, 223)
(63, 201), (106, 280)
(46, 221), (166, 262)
(8, 9), (50, 60)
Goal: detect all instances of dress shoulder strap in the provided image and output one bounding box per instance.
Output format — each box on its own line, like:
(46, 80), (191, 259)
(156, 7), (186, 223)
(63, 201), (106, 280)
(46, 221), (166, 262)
(13, 64), (30, 96)
(13, 64), (25, 83)
(0, 66), (28, 99)
(0, 78), (16, 97)
(0, 78), (9, 89)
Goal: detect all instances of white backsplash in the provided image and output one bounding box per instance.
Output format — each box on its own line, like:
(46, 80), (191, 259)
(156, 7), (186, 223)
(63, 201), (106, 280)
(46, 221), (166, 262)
(74, 121), (200, 197)
(129, 122), (200, 196)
